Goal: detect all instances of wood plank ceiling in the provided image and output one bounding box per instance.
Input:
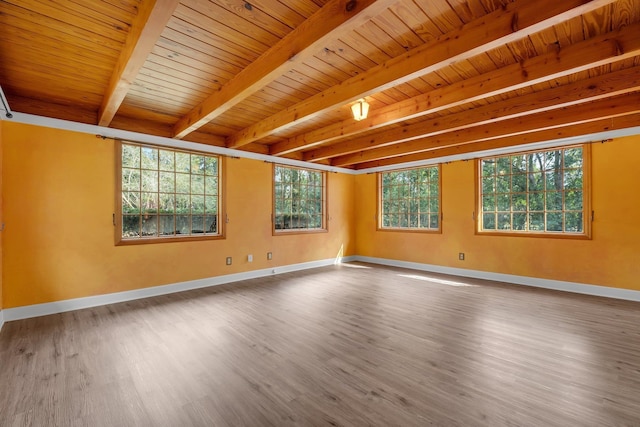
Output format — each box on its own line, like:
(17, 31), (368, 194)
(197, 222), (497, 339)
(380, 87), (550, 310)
(1, 0), (639, 170)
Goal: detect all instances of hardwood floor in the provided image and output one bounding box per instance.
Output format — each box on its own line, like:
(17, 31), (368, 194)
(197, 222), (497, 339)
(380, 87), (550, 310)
(1, 262), (640, 426)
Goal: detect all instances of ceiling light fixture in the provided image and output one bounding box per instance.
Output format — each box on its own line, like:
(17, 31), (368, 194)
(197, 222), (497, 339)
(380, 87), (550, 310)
(351, 98), (369, 121)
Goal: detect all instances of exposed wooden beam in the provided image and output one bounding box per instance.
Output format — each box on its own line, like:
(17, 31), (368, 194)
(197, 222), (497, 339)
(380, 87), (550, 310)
(303, 66), (640, 162)
(276, 23), (640, 157)
(172, 0), (401, 139)
(226, 0), (617, 149)
(355, 113), (640, 169)
(331, 93), (640, 167)
(98, 0), (180, 127)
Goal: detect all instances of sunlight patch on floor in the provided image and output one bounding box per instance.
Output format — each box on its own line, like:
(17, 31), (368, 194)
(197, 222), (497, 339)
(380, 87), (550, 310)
(399, 274), (476, 287)
(341, 263), (372, 269)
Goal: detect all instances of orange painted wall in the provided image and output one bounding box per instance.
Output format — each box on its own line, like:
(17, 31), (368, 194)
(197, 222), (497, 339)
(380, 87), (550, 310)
(355, 135), (640, 291)
(1, 122), (355, 308)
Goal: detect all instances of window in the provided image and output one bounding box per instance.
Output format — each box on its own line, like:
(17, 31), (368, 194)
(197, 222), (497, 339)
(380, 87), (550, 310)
(379, 165), (441, 231)
(478, 145), (591, 237)
(116, 141), (223, 244)
(273, 165), (326, 233)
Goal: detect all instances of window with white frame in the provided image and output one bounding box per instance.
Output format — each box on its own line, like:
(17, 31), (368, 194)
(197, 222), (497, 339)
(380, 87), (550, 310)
(478, 145), (590, 237)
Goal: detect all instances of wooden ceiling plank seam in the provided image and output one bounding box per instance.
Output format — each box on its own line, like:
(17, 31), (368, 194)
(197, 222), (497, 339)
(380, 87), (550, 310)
(187, 0), (283, 44)
(54, 0), (137, 28)
(370, 9), (426, 51)
(162, 26), (250, 69)
(284, 0), (323, 18)
(250, 86), (307, 110)
(354, 112), (640, 169)
(154, 37), (244, 76)
(1, 63), (109, 96)
(128, 84), (205, 106)
(172, 0), (402, 139)
(284, 69), (334, 93)
(1, 21), (120, 63)
(448, 0), (489, 21)
(266, 80), (316, 102)
(387, 82), (423, 99)
(374, 86), (412, 104)
(527, 26), (563, 57)
(69, 0), (139, 21)
(0, 3), (126, 53)
(127, 82), (206, 104)
(143, 52), (231, 83)
(173, 5), (270, 56)
(13, 0), (131, 43)
(136, 60), (225, 91)
(483, 44), (519, 69)
(298, 57), (353, 86)
(123, 93), (194, 113)
(338, 31), (395, 65)
(333, 92), (640, 166)
(370, 88), (409, 104)
(228, 0), (619, 149)
(271, 75), (324, 98)
(167, 16), (260, 62)
(314, 48), (366, 80)
(1, 39), (116, 75)
(463, 53), (499, 76)
(150, 45), (238, 81)
(612, 0), (640, 25)
(98, 0), (181, 126)
(583, 3), (615, 37)
(352, 19), (409, 59)
(117, 105), (181, 124)
(239, 0), (307, 28)
(133, 73), (212, 98)
(318, 39), (378, 72)
(418, 0), (464, 33)
(93, 0), (142, 16)
(269, 21), (640, 156)
(387, 0), (445, 44)
(303, 66), (640, 162)
(122, 98), (192, 117)
(209, 0), (295, 38)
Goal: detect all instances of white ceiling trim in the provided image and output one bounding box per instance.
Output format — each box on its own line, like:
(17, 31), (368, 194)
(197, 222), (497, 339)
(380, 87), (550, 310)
(2, 111), (639, 175)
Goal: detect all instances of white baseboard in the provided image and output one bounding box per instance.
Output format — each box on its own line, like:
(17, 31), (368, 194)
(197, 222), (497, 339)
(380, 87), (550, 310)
(354, 256), (640, 302)
(2, 256), (356, 323)
(3, 253), (638, 324)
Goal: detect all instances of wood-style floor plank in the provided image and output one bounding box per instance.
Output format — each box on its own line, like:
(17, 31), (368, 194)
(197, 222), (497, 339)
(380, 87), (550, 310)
(1, 263), (640, 426)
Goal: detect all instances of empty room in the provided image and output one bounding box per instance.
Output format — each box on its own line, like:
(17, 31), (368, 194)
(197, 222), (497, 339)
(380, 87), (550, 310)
(1, 0), (640, 425)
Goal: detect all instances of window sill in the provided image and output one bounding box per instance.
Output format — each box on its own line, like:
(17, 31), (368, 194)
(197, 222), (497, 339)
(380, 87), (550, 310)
(476, 230), (591, 240)
(116, 234), (225, 245)
(273, 228), (328, 236)
(377, 227), (442, 234)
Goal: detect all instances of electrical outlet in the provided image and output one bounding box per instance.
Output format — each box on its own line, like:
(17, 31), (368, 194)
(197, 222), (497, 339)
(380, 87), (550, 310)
(267, 252), (272, 260)
(226, 256), (232, 265)
(248, 254), (253, 262)
(458, 252), (465, 261)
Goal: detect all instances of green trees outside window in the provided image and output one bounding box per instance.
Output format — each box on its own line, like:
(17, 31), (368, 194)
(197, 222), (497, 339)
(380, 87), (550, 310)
(274, 165), (326, 232)
(479, 145), (588, 235)
(380, 166), (440, 231)
(119, 142), (221, 240)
